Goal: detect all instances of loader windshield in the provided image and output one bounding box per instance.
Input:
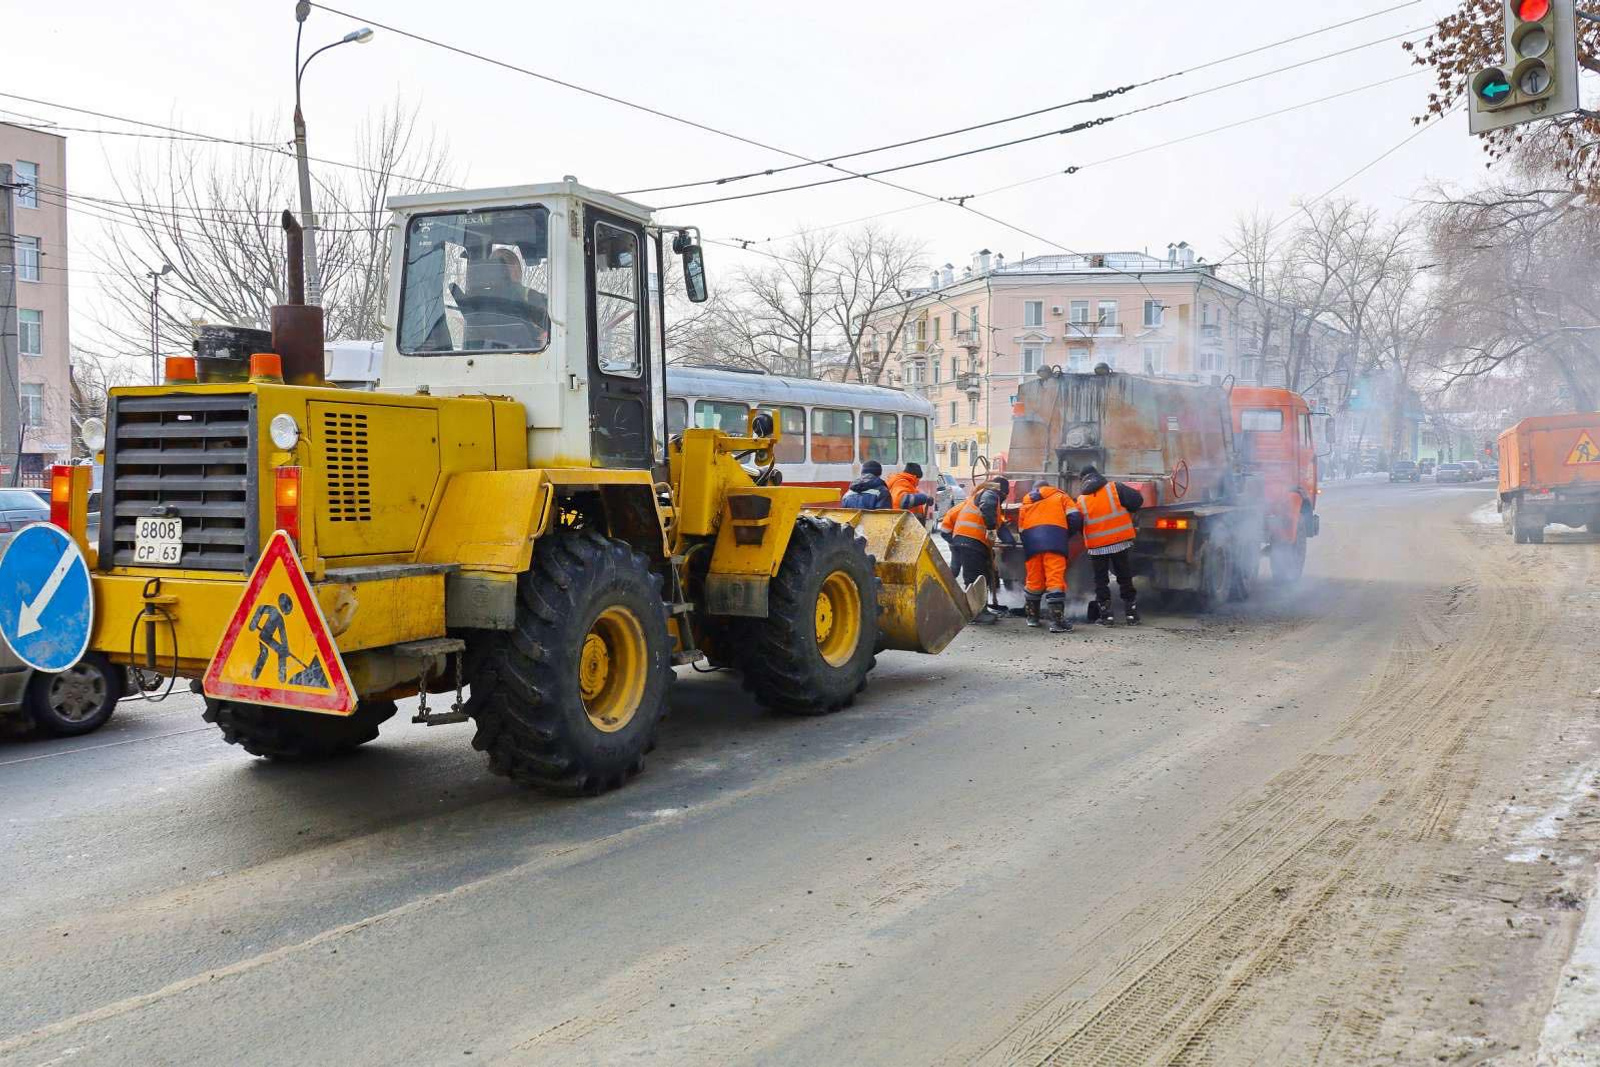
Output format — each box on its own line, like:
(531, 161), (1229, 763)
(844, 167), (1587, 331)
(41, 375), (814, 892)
(399, 206), (551, 355)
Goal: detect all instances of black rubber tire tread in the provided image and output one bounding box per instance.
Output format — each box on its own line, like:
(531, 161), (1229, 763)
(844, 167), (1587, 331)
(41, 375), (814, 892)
(203, 698), (397, 760)
(25, 652), (120, 738)
(465, 529), (671, 796)
(1269, 514), (1309, 584)
(738, 516), (879, 716)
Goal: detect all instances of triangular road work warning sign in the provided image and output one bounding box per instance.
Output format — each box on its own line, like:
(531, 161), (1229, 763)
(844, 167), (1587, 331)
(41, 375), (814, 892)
(1567, 431), (1600, 466)
(202, 530), (356, 715)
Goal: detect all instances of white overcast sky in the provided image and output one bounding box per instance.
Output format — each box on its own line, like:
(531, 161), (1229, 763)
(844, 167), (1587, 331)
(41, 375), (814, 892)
(6, 0), (1505, 349)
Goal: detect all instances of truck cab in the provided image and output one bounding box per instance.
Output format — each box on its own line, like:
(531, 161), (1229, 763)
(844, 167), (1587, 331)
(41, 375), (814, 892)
(1231, 386), (1322, 579)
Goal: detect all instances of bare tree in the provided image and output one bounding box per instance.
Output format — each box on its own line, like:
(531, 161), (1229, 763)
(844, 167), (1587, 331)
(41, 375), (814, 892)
(91, 100), (453, 360)
(826, 225), (926, 384)
(733, 230), (836, 379)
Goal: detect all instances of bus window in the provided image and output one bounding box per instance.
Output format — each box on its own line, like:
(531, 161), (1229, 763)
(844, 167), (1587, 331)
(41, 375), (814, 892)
(903, 415), (929, 465)
(811, 408), (855, 463)
(695, 399), (749, 431)
(860, 412), (899, 465)
(760, 405), (806, 463)
(1240, 408), (1284, 433)
(667, 398), (688, 437)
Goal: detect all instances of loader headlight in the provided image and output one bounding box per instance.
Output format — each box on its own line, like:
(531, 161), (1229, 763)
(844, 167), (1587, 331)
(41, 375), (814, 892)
(269, 413), (301, 450)
(80, 417), (106, 453)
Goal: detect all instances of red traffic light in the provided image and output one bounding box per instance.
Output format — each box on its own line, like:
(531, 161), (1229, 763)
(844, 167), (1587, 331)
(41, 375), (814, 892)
(1517, 0), (1550, 20)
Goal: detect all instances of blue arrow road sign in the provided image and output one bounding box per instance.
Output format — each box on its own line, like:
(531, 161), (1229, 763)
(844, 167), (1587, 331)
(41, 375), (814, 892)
(0, 524), (93, 673)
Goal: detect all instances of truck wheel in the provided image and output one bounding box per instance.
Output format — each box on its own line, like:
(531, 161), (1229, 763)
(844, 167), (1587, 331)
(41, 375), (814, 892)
(1269, 523), (1309, 584)
(203, 698), (397, 760)
(1197, 544), (1232, 613)
(739, 516), (878, 716)
(466, 529), (671, 796)
(25, 652), (120, 737)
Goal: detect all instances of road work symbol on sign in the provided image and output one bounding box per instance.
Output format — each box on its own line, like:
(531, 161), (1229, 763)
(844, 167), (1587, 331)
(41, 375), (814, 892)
(1566, 431), (1600, 466)
(203, 530), (355, 715)
(0, 523), (93, 673)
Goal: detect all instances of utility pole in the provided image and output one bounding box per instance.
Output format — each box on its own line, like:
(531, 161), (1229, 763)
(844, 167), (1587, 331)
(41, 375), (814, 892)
(0, 165), (22, 489)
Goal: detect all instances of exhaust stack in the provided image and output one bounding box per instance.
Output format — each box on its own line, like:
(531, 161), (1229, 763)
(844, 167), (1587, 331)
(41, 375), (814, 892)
(270, 210), (326, 386)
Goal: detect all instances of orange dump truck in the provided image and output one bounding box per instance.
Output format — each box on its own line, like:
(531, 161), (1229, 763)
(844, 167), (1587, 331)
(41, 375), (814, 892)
(1001, 369), (1327, 609)
(1497, 414), (1600, 543)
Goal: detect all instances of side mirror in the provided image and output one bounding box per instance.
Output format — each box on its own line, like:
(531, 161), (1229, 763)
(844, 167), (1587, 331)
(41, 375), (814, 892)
(681, 243), (708, 304)
(1312, 412), (1336, 459)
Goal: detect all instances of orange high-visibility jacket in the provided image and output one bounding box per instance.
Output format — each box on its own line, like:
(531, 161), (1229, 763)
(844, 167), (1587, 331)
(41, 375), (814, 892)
(886, 471), (928, 516)
(941, 496), (989, 544)
(1077, 482), (1137, 551)
(1018, 485), (1076, 557)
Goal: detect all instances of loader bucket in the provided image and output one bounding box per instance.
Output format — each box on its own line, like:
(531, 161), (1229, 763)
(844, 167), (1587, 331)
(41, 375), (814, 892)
(806, 508), (987, 654)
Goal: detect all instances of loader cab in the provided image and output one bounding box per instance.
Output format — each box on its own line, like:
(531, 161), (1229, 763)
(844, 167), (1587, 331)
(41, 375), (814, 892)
(382, 180), (688, 471)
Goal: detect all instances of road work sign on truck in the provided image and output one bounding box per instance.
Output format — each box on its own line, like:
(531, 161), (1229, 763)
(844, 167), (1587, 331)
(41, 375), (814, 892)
(203, 531), (356, 715)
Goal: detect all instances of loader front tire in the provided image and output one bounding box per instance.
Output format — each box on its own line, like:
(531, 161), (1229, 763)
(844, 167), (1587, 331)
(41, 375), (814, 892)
(739, 516), (878, 716)
(203, 698), (396, 760)
(466, 530), (670, 796)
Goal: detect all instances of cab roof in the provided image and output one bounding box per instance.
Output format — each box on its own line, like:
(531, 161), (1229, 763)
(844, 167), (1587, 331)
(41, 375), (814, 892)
(387, 180), (655, 224)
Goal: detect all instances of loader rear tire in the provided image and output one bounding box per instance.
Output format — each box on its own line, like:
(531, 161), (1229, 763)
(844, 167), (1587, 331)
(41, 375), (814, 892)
(738, 516), (878, 716)
(202, 698), (396, 760)
(465, 529), (670, 796)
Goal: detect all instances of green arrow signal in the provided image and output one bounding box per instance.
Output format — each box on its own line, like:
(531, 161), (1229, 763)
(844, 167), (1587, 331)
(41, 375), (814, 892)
(1482, 80), (1511, 100)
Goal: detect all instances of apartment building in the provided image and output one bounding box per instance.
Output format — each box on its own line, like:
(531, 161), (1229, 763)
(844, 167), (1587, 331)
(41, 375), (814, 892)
(1, 123), (71, 476)
(865, 245), (1339, 471)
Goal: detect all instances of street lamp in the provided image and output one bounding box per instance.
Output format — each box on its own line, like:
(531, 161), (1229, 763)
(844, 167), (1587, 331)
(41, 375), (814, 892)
(293, 4), (374, 307)
(146, 263), (173, 384)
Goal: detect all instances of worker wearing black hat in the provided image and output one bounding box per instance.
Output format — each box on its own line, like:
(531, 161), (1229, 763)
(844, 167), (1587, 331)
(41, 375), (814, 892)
(939, 475), (1010, 621)
(1075, 464), (1144, 625)
(886, 462), (935, 519)
(841, 460), (891, 509)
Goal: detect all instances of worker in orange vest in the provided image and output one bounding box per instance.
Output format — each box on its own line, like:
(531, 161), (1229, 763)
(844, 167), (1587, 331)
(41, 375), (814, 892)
(886, 462), (935, 519)
(939, 477), (1009, 622)
(1017, 484), (1082, 632)
(1076, 464), (1145, 625)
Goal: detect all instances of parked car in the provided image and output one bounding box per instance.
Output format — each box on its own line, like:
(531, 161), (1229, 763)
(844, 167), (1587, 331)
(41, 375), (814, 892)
(0, 488), (49, 532)
(1461, 460), (1484, 481)
(934, 472), (968, 518)
(1436, 462), (1469, 484)
(1419, 458), (1437, 476)
(1483, 462), (1500, 482)
(1389, 460), (1421, 483)
(0, 651), (128, 737)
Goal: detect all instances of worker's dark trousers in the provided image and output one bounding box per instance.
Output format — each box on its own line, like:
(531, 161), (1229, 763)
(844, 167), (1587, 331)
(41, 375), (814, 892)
(1090, 548), (1136, 604)
(951, 537), (991, 588)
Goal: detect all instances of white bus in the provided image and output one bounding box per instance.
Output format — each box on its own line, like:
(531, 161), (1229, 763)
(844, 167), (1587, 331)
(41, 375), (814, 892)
(665, 366), (938, 500)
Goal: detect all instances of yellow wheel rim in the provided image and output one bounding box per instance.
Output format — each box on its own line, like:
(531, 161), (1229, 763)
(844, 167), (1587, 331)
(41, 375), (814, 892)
(578, 606), (648, 733)
(815, 570), (862, 668)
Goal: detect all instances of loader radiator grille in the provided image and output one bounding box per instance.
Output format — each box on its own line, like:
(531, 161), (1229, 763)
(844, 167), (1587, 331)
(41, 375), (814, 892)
(323, 410), (371, 522)
(100, 394), (258, 572)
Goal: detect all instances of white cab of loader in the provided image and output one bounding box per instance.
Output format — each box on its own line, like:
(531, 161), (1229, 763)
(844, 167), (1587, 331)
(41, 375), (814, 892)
(381, 178), (706, 471)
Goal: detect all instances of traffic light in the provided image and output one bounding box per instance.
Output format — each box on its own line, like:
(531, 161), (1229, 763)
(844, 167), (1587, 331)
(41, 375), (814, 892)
(1469, 0), (1579, 135)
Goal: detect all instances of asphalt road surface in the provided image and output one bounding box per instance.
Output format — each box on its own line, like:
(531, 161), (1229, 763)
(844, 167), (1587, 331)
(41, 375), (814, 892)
(5, 478), (1600, 1066)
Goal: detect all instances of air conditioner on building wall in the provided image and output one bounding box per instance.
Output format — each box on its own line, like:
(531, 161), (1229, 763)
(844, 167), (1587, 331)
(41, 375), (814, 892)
(1050, 306), (1064, 316)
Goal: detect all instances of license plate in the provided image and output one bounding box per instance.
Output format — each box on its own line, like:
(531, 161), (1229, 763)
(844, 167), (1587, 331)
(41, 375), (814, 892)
(134, 516), (184, 565)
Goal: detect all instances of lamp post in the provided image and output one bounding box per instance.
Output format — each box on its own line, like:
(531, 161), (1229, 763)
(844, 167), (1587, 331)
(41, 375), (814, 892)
(146, 263), (173, 384)
(293, 3), (374, 308)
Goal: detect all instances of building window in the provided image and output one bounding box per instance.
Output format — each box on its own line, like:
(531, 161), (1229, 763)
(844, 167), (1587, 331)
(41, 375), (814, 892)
(1024, 300), (1043, 327)
(14, 162), (38, 209)
(1202, 302), (1212, 325)
(968, 397), (978, 423)
(16, 236), (39, 282)
(20, 383), (43, 428)
(1069, 300), (1090, 324)
(949, 400), (958, 424)
(931, 356), (941, 384)
(932, 317), (941, 342)
(969, 306), (979, 332)
(1069, 348), (1091, 373)
(950, 356), (958, 381)
(17, 310), (41, 356)
(1023, 345), (1043, 373)
(950, 311), (959, 335)
(1143, 300), (1164, 328)
(1142, 343), (1164, 375)
(1098, 300), (1118, 326)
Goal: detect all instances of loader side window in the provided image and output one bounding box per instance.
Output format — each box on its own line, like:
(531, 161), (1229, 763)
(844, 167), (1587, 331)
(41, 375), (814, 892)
(694, 399), (749, 431)
(904, 415), (930, 465)
(812, 408), (855, 463)
(594, 221), (643, 378)
(398, 205), (550, 355)
(860, 412), (899, 465)
(667, 398), (688, 437)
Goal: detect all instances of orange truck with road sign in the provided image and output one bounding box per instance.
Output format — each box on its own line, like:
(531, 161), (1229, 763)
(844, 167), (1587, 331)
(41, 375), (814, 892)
(1497, 413), (1600, 543)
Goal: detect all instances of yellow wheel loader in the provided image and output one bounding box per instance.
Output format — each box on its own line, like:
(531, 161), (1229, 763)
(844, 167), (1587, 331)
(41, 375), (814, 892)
(58, 180), (983, 795)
